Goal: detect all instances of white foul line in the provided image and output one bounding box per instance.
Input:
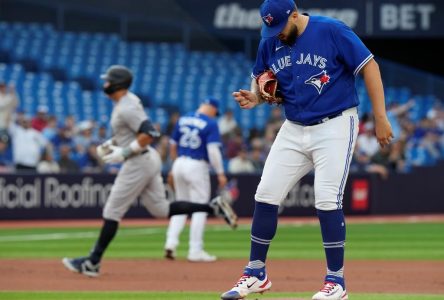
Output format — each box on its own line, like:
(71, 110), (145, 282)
(0, 228), (163, 242)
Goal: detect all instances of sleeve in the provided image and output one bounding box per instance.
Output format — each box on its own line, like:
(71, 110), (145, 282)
(207, 143), (224, 175)
(120, 105), (148, 133)
(251, 39), (269, 79)
(332, 21), (374, 76)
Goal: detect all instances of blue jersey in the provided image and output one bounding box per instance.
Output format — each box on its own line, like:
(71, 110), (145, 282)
(253, 15), (373, 125)
(172, 112), (221, 161)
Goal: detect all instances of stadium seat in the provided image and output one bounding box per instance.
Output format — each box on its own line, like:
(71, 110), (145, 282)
(0, 21), (440, 142)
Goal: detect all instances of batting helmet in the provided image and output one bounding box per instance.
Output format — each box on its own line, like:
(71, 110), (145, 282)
(101, 65), (133, 95)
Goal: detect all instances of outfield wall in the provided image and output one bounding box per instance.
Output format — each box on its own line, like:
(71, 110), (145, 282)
(0, 168), (443, 220)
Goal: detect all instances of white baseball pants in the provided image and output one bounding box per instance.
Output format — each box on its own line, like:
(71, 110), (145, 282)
(255, 107), (359, 210)
(165, 156), (211, 254)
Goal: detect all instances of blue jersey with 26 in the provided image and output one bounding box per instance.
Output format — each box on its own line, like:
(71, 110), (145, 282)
(172, 112), (221, 161)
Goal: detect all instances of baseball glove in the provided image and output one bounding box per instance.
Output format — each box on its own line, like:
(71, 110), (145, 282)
(256, 70), (283, 105)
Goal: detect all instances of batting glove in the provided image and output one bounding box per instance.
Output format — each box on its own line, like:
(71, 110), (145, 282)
(102, 145), (131, 164)
(96, 139), (114, 159)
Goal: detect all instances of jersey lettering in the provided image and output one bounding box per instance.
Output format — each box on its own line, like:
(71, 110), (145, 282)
(179, 127), (202, 149)
(178, 117), (207, 129)
(296, 53), (327, 69)
(271, 55), (292, 74)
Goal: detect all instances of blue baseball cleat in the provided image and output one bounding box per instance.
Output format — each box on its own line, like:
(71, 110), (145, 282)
(62, 256), (100, 278)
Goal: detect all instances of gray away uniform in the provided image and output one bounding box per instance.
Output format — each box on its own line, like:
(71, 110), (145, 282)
(103, 92), (169, 221)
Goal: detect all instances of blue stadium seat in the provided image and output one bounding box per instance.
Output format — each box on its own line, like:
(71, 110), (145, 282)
(0, 21), (441, 150)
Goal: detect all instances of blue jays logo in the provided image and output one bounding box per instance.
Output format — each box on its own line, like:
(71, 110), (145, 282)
(305, 70), (330, 94)
(262, 13), (273, 26)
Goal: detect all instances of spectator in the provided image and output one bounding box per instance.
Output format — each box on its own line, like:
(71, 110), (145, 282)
(51, 125), (74, 154)
(356, 122), (379, 158)
(42, 116), (58, 141)
(81, 143), (104, 173)
(350, 150), (372, 173)
(358, 113), (370, 134)
(0, 133), (13, 172)
(73, 120), (95, 168)
(247, 128), (263, 144)
(0, 82), (19, 136)
(58, 144), (80, 173)
(266, 106), (284, 131)
(31, 105), (49, 131)
(426, 104), (444, 155)
(388, 141), (407, 172)
(225, 127), (244, 159)
(218, 109), (238, 136)
(156, 135), (173, 173)
(250, 147), (265, 173)
(387, 99), (415, 142)
(263, 124), (278, 155)
(228, 147), (255, 174)
(64, 115), (76, 131)
(37, 149), (60, 173)
(9, 115), (47, 172)
(165, 111), (180, 136)
(15, 108), (26, 126)
(94, 123), (109, 144)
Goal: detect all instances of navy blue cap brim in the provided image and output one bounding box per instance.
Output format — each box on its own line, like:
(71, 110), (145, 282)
(261, 20), (287, 38)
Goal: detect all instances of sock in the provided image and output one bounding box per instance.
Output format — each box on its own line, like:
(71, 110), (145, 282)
(317, 209), (346, 288)
(89, 219), (119, 264)
(249, 201), (278, 278)
(169, 201), (212, 217)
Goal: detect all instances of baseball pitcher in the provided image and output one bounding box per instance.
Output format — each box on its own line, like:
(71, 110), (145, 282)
(221, 1), (393, 299)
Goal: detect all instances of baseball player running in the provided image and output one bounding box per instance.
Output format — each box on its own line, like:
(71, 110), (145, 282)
(62, 65), (237, 277)
(164, 98), (227, 262)
(221, 1), (393, 299)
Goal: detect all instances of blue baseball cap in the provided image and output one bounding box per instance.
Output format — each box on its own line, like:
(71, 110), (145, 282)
(260, 0), (297, 38)
(203, 97), (219, 110)
(202, 97), (220, 115)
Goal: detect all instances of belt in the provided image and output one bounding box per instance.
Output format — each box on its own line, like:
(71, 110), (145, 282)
(289, 112), (343, 127)
(180, 155), (206, 161)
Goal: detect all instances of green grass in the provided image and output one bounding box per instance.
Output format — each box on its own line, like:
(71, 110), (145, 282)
(0, 291), (443, 300)
(0, 222), (443, 260)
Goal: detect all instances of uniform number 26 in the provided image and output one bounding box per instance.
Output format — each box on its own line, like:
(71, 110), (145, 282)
(179, 127), (201, 149)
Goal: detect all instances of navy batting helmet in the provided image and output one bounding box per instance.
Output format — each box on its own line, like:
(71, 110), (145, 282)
(101, 65), (133, 95)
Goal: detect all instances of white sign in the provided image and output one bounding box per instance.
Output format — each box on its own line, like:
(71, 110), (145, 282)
(380, 4), (436, 31)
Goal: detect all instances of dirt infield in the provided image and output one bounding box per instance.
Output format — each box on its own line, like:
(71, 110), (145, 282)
(0, 259), (443, 294)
